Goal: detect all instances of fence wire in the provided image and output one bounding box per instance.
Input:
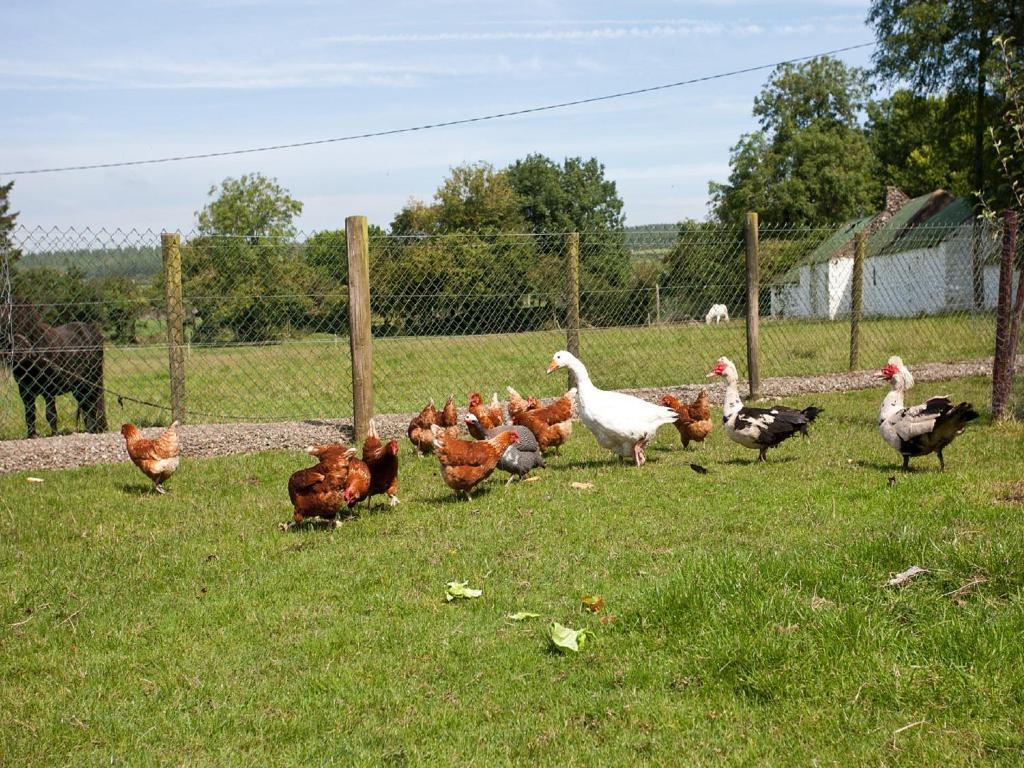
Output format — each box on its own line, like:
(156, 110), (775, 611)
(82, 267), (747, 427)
(0, 218), (1013, 441)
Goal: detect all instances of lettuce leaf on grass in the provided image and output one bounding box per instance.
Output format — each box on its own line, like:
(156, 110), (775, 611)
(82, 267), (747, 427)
(445, 581), (482, 602)
(548, 622), (591, 653)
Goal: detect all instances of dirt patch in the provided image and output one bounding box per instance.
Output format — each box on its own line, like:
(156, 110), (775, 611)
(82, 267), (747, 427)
(997, 482), (1024, 506)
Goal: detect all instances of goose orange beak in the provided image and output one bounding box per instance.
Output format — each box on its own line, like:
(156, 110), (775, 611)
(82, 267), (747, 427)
(546, 359), (559, 374)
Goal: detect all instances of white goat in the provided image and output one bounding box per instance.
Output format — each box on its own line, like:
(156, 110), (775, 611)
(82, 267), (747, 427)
(705, 304), (729, 324)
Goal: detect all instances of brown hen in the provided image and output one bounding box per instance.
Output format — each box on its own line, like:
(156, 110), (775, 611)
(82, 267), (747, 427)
(468, 392), (504, 429)
(511, 408), (572, 455)
(362, 420), (400, 507)
(660, 389), (713, 449)
(430, 423), (519, 499)
(285, 444), (356, 529)
(121, 421), (180, 493)
(407, 399), (439, 456)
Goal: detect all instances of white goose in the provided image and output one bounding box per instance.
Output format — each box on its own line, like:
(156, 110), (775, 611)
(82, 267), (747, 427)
(874, 356), (978, 471)
(546, 350), (677, 466)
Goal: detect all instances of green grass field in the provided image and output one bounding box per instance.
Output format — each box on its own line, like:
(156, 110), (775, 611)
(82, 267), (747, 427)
(3, 377), (1024, 765)
(0, 314), (996, 441)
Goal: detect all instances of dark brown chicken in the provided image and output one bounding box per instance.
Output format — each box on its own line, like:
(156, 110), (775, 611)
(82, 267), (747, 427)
(362, 420), (400, 507)
(430, 423), (519, 499)
(285, 444), (356, 529)
(660, 389), (713, 449)
(121, 420), (180, 493)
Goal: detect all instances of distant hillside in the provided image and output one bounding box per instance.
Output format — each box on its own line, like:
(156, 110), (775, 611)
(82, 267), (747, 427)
(18, 245), (162, 279)
(625, 223), (678, 257)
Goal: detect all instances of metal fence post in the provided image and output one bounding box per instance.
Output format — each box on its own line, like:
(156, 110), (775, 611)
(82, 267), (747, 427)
(161, 232), (186, 423)
(566, 232), (581, 388)
(992, 210), (1019, 420)
(654, 283), (661, 325)
(849, 232), (865, 371)
(347, 215), (373, 439)
(744, 212), (761, 399)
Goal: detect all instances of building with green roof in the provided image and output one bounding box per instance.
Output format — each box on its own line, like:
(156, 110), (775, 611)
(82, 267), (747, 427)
(769, 189), (1003, 320)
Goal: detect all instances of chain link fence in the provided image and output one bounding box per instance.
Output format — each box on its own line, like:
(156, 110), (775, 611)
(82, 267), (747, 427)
(1, 217), (1012, 441)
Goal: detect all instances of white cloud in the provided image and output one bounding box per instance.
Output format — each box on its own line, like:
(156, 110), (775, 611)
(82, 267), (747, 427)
(321, 23), (736, 45)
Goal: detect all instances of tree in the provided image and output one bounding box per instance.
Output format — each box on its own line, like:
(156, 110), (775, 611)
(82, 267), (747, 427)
(506, 154), (631, 325)
(184, 174), (310, 342)
(710, 57), (880, 226)
(0, 179), (19, 264)
(988, 36), (1024, 212)
(391, 163), (525, 235)
(868, 0), (1024, 202)
(866, 89), (986, 198)
(506, 154), (625, 234)
(196, 173), (303, 243)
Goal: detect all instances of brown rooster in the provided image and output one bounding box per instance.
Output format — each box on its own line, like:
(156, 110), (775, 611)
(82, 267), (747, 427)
(285, 444), (357, 529)
(468, 392), (504, 429)
(430, 423), (519, 499)
(660, 389), (713, 449)
(362, 420), (400, 507)
(407, 399), (439, 456)
(121, 421), (180, 493)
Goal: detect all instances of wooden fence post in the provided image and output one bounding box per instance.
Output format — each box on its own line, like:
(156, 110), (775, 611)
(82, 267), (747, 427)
(849, 232), (866, 371)
(744, 212), (761, 400)
(992, 210), (1019, 420)
(347, 215), (374, 440)
(566, 232), (581, 389)
(161, 232), (186, 423)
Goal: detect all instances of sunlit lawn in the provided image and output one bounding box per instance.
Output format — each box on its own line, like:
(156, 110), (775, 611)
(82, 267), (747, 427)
(3, 377), (1023, 765)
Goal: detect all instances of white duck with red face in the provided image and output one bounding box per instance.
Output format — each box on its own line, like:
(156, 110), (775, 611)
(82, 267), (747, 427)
(874, 355), (978, 471)
(707, 356), (822, 462)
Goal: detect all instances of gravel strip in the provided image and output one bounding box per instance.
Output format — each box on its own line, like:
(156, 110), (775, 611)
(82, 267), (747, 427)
(1, 356), (1014, 475)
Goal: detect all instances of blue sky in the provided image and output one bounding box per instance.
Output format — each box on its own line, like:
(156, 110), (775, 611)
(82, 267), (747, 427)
(1, 0), (874, 233)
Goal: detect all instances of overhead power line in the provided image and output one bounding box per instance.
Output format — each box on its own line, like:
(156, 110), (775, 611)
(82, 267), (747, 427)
(3, 41), (875, 177)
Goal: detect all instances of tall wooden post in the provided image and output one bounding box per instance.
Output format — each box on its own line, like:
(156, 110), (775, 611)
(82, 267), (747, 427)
(849, 232), (866, 371)
(992, 210), (1019, 420)
(566, 232), (581, 389)
(161, 232), (186, 423)
(347, 215), (373, 440)
(744, 212), (761, 400)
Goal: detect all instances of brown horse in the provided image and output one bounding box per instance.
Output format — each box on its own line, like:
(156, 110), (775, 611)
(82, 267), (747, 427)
(3, 297), (107, 437)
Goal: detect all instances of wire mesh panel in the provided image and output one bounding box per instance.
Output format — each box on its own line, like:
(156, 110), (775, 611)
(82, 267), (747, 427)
(1, 226), (168, 440)
(758, 219), (1002, 380)
(370, 232), (571, 415)
(177, 230), (353, 424)
(578, 225), (749, 390)
(1, 218), (1008, 442)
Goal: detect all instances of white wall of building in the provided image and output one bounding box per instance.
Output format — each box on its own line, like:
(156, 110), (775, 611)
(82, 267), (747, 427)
(769, 223), (1010, 319)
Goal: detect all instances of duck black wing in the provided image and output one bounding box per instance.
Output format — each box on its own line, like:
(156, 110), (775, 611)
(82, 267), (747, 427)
(734, 405), (816, 448)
